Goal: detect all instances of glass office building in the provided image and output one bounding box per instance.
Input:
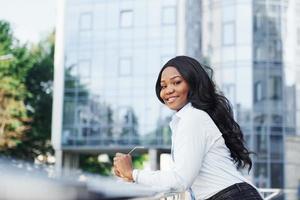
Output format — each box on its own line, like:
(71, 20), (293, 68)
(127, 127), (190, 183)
(52, 0), (202, 166)
(202, 0), (300, 191)
(53, 0), (300, 192)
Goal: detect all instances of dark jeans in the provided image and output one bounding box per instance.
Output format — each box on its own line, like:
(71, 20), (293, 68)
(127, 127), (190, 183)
(206, 182), (263, 200)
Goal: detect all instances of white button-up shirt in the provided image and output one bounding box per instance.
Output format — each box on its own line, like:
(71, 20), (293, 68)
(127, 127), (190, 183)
(133, 103), (252, 199)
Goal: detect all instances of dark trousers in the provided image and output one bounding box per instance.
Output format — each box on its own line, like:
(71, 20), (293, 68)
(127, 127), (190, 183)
(206, 182), (263, 200)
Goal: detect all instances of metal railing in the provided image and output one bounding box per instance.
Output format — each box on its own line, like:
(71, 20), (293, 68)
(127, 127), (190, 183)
(259, 188), (298, 200)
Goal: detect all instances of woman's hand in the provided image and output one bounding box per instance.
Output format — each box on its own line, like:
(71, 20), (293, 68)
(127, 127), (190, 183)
(113, 153), (134, 182)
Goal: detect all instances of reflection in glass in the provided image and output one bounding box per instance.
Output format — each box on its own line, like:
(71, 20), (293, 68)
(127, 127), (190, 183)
(120, 10), (133, 28)
(271, 163), (284, 188)
(254, 162), (268, 188)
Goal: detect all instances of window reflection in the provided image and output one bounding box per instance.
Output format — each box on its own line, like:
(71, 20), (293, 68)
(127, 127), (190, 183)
(254, 129), (268, 160)
(271, 163), (284, 188)
(254, 81), (263, 102)
(254, 162), (268, 188)
(269, 76), (282, 100)
(78, 59), (91, 78)
(222, 22), (235, 46)
(120, 10), (133, 28)
(270, 134), (283, 160)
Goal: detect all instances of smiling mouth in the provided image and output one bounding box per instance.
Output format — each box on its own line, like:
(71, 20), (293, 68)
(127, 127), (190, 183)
(166, 96), (178, 104)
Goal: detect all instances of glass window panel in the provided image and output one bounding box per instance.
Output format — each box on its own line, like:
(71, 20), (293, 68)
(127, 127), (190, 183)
(64, 89), (77, 99)
(223, 22), (235, 46)
(162, 7), (176, 25)
(62, 128), (78, 145)
(269, 76), (282, 100)
(63, 100), (76, 126)
(162, 26), (176, 39)
(65, 63), (78, 77)
(78, 60), (91, 78)
(134, 2), (146, 27)
(255, 133), (268, 159)
(120, 10), (133, 28)
(77, 89), (89, 100)
(254, 162), (268, 188)
(222, 84), (235, 105)
(243, 134), (251, 147)
(118, 77), (132, 90)
(222, 4), (235, 22)
(147, 4), (161, 26)
(271, 163), (284, 188)
(79, 13), (92, 30)
(270, 134), (283, 160)
(79, 31), (92, 46)
(119, 57), (132, 76)
(64, 78), (78, 89)
(254, 81), (263, 102)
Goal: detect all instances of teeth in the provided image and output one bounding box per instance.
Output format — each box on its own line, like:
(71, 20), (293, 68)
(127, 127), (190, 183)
(167, 97), (177, 103)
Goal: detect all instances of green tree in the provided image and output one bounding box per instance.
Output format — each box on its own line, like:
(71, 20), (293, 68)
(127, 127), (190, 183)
(0, 77), (30, 150)
(78, 153), (148, 176)
(0, 21), (31, 152)
(20, 33), (55, 160)
(0, 20), (55, 161)
(79, 154), (112, 176)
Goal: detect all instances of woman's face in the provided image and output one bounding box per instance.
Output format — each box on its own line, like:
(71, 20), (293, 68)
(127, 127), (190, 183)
(160, 66), (189, 111)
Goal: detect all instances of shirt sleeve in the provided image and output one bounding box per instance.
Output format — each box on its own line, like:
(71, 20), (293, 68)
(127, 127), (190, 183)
(134, 113), (208, 191)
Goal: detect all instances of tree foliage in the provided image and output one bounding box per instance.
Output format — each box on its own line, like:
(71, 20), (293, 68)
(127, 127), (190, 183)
(0, 77), (30, 150)
(78, 153), (148, 176)
(0, 21), (31, 151)
(20, 32), (54, 159)
(0, 20), (54, 161)
(79, 154), (112, 176)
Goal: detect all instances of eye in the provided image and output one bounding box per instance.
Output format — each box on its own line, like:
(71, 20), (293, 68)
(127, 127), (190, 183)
(174, 80), (181, 85)
(161, 85), (166, 89)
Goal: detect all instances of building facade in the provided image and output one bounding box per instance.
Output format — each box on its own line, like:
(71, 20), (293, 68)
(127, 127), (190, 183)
(285, 135), (300, 200)
(201, 0), (300, 192)
(52, 0), (202, 169)
(53, 0), (300, 192)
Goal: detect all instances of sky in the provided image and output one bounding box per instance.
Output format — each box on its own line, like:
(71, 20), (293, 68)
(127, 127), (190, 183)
(0, 0), (56, 44)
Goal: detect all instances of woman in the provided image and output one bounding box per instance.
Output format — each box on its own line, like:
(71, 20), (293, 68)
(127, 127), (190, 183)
(113, 56), (263, 200)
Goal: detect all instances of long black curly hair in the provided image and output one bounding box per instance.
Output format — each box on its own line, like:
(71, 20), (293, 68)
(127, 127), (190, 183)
(155, 55), (252, 171)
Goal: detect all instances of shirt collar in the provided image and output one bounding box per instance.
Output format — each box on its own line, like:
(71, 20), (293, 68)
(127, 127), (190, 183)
(169, 102), (192, 132)
(174, 102), (192, 119)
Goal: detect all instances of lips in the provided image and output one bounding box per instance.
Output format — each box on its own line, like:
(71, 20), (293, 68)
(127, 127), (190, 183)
(166, 96), (179, 104)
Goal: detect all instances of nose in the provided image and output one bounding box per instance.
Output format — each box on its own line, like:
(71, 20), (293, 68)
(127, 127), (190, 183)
(165, 85), (175, 94)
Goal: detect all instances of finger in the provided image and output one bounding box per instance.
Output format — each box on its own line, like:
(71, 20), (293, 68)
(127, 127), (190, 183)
(114, 168), (121, 176)
(113, 160), (119, 166)
(116, 152), (125, 157)
(123, 177), (133, 182)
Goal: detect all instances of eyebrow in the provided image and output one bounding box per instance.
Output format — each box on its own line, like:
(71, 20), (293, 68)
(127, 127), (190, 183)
(160, 75), (182, 83)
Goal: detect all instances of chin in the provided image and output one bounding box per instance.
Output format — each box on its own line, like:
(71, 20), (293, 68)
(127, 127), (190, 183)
(166, 104), (180, 111)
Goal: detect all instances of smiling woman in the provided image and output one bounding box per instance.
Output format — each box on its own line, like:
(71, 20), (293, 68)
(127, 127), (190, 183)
(159, 67), (189, 111)
(113, 56), (263, 200)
